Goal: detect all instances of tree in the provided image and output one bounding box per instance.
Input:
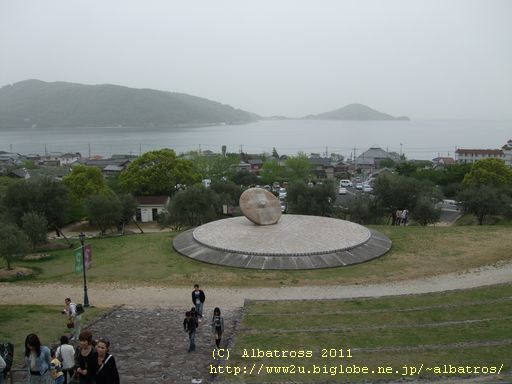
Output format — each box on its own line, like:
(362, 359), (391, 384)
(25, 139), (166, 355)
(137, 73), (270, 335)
(117, 193), (138, 233)
(259, 160), (284, 185)
(231, 169), (258, 187)
(272, 147), (279, 158)
(372, 174), (419, 223)
(63, 165), (111, 201)
(166, 185), (220, 227)
(210, 181), (243, 206)
(287, 180), (337, 216)
(284, 153), (313, 181)
(84, 194), (122, 235)
(458, 186), (503, 225)
(21, 212), (48, 250)
(411, 196), (441, 226)
(3, 178), (69, 234)
(348, 194), (380, 224)
(0, 223), (30, 270)
(119, 149), (200, 196)
(188, 152), (239, 181)
(373, 173), (442, 224)
(463, 158), (512, 188)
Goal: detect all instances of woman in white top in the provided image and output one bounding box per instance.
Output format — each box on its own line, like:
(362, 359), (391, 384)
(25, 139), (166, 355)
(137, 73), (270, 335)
(0, 354), (7, 384)
(56, 336), (75, 384)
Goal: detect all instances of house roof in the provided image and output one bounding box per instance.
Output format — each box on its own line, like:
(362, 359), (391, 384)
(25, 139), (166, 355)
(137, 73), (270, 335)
(136, 195), (169, 205)
(455, 149), (503, 155)
(103, 165), (124, 172)
(8, 168), (30, 178)
(432, 157), (455, 164)
(357, 147), (400, 162)
(309, 157), (332, 167)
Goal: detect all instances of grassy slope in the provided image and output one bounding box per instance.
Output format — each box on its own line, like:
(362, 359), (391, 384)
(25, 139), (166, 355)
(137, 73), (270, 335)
(0, 306), (106, 368)
(229, 283), (512, 382)
(2, 225), (511, 287)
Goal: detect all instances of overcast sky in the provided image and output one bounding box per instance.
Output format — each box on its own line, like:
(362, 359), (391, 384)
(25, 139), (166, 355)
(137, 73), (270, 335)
(1, 0), (511, 120)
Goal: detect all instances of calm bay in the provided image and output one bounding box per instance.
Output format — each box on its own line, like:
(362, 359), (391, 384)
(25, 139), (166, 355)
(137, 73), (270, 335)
(0, 119), (510, 160)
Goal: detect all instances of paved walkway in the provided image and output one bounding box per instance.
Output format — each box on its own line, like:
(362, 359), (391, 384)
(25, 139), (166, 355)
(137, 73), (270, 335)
(86, 306), (242, 384)
(4, 261), (512, 383)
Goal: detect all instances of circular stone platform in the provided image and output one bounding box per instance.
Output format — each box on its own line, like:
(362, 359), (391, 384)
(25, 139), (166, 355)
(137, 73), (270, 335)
(173, 215), (392, 270)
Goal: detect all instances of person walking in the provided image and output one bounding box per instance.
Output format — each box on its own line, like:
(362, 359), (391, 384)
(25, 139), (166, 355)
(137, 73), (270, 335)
(63, 298), (80, 340)
(395, 209), (402, 226)
(191, 284), (206, 319)
(401, 208), (409, 226)
(56, 336), (75, 384)
(0, 354), (6, 384)
(211, 307), (224, 349)
(95, 338), (119, 384)
(50, 349), (64, 384)
(183, 311), (197, 352)
(74, 330), (98, 384)
(24, 333), (52, 384)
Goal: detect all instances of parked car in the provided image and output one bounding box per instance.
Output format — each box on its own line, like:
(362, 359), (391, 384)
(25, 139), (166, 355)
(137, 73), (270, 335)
(356, 183), (363, 190)
(363, 185), (373, 193)
(340, 179), (353, 187)
(338, 187), (348, 195)
(279, 188), (287, 199)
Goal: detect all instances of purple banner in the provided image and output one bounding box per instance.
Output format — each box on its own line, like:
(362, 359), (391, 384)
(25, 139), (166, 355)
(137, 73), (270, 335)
(84, 244), (92, 269)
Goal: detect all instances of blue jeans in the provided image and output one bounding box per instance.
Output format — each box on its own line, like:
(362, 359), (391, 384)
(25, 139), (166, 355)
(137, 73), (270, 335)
(54, 376), (65, 384)
(195, 302), (203, 317)
(188, 331), (196, 352)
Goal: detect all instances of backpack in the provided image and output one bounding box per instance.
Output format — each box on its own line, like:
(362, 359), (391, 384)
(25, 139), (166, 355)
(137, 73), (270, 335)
(75, 303), (85, 315)
(0, 342), (14, 377)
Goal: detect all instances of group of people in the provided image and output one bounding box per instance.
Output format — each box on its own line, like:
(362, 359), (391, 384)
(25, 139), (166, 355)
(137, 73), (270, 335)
(17, 286), (221, 383)
(24, 331), (119, 384)
(184, 284), (225, 353)
(395, 208), (409, 225)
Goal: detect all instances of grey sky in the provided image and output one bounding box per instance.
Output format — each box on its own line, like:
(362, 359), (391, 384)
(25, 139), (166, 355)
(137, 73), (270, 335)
(1, 0), (511, 119)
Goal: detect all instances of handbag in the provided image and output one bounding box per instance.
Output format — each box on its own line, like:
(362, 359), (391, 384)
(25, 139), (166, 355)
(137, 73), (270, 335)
(67, 319), (75, 328)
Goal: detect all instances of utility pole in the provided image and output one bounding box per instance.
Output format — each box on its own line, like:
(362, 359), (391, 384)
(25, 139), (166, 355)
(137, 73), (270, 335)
(88, 143), (91, 159)
(400, 143), (403, 158)
(353, 147), (357, 174)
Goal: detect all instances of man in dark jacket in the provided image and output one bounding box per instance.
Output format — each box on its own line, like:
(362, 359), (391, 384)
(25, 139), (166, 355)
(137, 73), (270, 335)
(183, 311), (197, 352)
(191, 284), (206, 319)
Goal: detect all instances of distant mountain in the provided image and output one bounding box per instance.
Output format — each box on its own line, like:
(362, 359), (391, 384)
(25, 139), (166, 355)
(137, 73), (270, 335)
(304, 103), (409, 121)
(0, 80), (260, 128)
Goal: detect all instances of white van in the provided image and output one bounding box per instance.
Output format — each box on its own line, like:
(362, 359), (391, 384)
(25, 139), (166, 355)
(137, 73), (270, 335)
(340, 179), (353, 187)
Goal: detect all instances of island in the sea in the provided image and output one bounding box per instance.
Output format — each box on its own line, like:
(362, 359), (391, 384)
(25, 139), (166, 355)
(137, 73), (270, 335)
(303, 103), (410, 121)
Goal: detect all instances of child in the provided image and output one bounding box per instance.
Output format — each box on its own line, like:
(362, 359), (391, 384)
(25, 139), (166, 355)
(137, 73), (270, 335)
(50, 349), (65, 384)
(183, 311), (197, 352)
(211, 307), (224, 349)
(190, 307), (199, 328)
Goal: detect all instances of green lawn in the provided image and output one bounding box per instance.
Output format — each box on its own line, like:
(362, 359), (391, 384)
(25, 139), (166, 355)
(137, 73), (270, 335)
(226, 283), (512, 382)
(2, 225), (512, 287)
(0, 305), (106, 367)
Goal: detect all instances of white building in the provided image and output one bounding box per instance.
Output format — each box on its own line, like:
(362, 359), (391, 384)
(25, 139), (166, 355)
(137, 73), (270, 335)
(455, 148), (505, 164)
(135, 196), (170, 222)
(501, 139), (512, 167)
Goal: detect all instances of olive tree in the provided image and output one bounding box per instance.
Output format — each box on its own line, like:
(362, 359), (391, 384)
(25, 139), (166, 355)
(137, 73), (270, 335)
(21, 212), (48, 249)
(0, 223), (30, 270)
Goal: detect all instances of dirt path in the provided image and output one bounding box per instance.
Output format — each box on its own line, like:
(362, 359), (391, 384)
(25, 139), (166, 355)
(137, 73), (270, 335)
(2, 261), (512, 309)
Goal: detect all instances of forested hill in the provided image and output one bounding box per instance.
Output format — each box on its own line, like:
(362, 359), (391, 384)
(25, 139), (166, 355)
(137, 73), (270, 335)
(0, 80), (260, 128)
(304, 103), (409, 120)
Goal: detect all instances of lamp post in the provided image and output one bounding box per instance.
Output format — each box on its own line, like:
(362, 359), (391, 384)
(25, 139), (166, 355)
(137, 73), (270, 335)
(78, 232), (90, 307)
